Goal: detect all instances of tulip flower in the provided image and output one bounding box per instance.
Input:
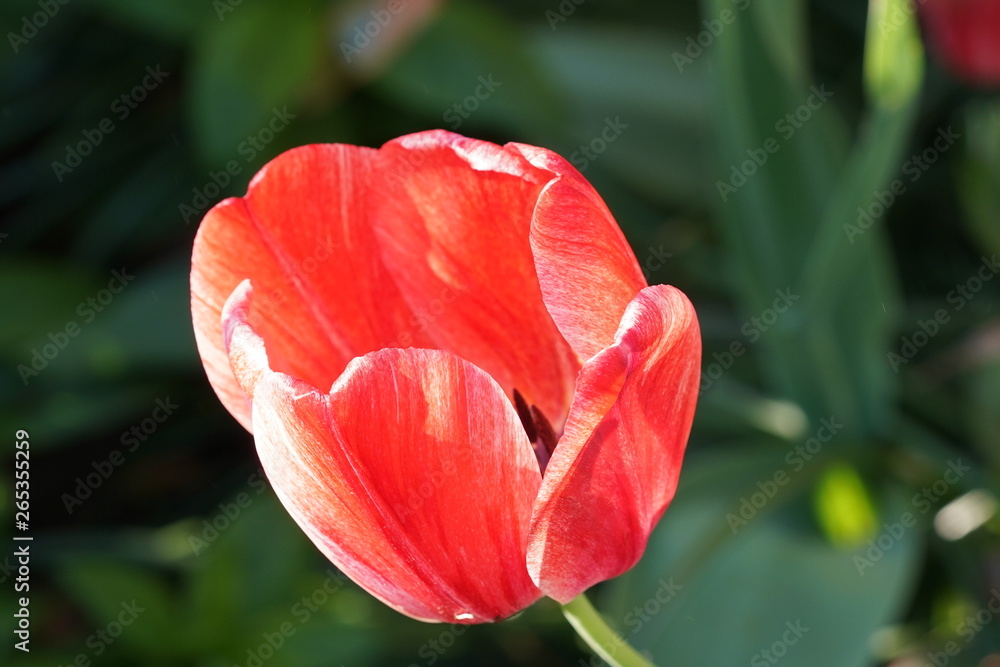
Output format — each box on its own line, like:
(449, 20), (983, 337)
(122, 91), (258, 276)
(919, 0), (1000, 85)
(190, 130), (700, 628)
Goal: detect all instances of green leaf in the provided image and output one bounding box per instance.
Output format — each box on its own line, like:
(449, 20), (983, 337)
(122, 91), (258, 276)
(182, 492), (314, 650)
(704, 0), (907, 435)
(602, 450), (923, 667)
(0, 259), (195, 389)
(813, 461), (878, 548)
(793, 105), (916, 432)
(526, 25), (712, 210)
(84, 0), (211, 42)
(0, 384), (153, 451)
(0, 262), (99, 353)
(57, 559), (178, 656)
(957, 100), (1000, 258)
(966, 359), (1000, 471)
(751, 0), (809, 85)
(85, 259), (198, 373)
(695, 378), (811, 440)
(373, 2), (564, 141)
(188, 1), (326, 164)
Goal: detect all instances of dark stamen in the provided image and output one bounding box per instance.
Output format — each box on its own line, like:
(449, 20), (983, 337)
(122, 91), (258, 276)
(530, 405), (558, 457)
(513, 388), (561, 474)
(512, 389), (537, 443)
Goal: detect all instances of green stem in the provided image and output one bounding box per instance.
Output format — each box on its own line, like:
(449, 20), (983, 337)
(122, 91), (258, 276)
(561, 594), (655, 667)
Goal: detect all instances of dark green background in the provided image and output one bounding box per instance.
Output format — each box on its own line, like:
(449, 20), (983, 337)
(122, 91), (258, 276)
(1, 0), (999, 665)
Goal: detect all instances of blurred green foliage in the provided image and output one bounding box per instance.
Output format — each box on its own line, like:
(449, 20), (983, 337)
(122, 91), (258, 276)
(0, 0), (999, 665)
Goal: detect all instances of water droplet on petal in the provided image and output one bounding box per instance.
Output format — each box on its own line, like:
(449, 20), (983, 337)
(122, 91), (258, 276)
(454, 612), (474, 621)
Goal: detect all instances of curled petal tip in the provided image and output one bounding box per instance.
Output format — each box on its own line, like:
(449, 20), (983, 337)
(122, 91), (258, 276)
(221, 279), (271, 401)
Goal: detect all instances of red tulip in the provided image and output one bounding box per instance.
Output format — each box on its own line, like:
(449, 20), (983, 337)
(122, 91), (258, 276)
(190, 130), (700, 623)
(919, 0), (1000, 85)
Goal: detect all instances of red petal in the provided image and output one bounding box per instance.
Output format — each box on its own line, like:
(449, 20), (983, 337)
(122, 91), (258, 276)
(370, 131), (581, 423)
(229, 295), (544, 621)
(921, 0), (1000, 85)
(509, 144), (648, 361)
(191, 144), (431, 431)
(527, 286), (700, 603)
(221, 280), (270, 401)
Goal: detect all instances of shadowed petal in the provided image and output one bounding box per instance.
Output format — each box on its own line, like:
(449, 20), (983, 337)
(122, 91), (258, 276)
(370, 130), (581, 424)
(227, 288), (544, 621)
(191, 144), (430, 430)
(527, 285), (701, 603)
(921, 0), (1000, 85)
(509, 143), (648, 362)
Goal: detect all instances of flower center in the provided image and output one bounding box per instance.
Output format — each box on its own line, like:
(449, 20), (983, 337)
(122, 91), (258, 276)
(513, 389), (558, 474)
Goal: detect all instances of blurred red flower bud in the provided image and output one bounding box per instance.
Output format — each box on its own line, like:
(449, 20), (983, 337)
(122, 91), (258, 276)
(920, 0), (1000, 85)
